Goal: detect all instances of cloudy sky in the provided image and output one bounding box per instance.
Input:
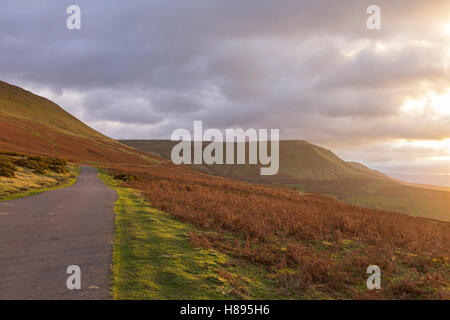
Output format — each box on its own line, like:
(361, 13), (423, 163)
(1, 0), (450, 185)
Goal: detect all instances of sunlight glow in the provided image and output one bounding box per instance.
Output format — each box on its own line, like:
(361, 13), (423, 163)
(400, 90), (450, 117)
(393, 138), (450, 154)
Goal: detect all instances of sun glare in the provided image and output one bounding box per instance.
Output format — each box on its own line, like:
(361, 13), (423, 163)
(401, 90), (450, 117)
(394, 138), (450, 149)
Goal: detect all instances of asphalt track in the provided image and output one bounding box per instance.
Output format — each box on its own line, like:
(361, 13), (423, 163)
(0, 166), (117, 299)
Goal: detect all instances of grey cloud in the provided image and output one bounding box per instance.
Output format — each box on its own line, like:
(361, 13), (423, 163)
(82, 89), (162, 125)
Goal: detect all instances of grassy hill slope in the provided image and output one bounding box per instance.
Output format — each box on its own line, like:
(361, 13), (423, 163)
(121, 139), (450, 221)
(0, 81), (160, 166)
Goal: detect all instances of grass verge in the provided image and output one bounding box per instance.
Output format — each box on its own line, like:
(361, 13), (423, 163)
(98, 169), (283, 300)
(0, 164), (80, 201)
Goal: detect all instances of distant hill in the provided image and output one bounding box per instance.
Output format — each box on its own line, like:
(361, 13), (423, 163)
(120, 139), (388, 181)
(121, 139), (450, 221)
(120, 139), (389, 182)
(0, 80), (160, 165)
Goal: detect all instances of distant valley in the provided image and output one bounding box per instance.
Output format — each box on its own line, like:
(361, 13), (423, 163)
(121, 139), (450, 221)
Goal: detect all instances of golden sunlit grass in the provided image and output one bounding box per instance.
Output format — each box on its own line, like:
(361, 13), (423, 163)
(0, 165), (80, 200)
(0, 152), (80, 201)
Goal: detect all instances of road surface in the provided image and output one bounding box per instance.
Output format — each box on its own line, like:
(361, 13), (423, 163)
(0, 166), (117, 300)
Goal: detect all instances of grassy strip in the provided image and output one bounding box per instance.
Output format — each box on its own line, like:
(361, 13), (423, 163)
(0, 164), (80, 201)
(98, 169), (282, 300)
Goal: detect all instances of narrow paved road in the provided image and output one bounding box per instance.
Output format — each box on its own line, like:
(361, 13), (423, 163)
(0, 166), (117, 300)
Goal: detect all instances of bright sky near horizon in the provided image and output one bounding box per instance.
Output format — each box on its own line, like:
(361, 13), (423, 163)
(0, 0), (449, 186)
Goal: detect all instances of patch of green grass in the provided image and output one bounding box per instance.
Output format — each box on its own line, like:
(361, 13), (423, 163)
(343, 193), (450, 221)
(0, 164), (80, 201)
(98, 169), (283, 300)
(344, 194), (410, 212)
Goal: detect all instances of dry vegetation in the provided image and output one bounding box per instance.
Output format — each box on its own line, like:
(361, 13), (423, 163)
(109, 166), (449, 299)
(0, 151), (68, 177)
(0, 151), (78, 199)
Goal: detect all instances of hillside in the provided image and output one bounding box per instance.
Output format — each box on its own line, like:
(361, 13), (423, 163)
(121, 139), (450, 221)
(0, 80), (160, 165)
(121, 140), (388, 181)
